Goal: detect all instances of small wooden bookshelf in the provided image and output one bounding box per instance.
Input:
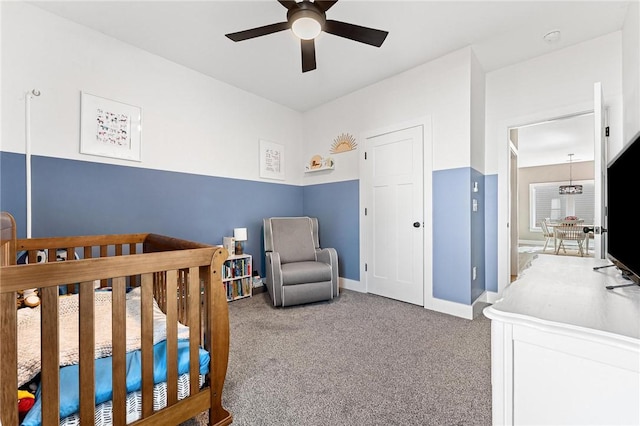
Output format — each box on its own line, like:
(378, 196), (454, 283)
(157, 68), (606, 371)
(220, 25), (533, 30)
(222, 254), (252, 302)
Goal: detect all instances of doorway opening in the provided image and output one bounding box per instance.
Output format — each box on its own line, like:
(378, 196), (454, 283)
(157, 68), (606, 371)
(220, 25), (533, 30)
(509, 111), (596, 281)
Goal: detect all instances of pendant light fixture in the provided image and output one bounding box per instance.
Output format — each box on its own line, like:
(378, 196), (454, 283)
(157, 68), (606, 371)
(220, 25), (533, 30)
(559, 153), (583, 195)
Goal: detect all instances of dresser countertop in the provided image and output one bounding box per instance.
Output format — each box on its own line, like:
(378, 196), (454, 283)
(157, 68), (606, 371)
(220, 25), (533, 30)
(484, 255), (640, 342)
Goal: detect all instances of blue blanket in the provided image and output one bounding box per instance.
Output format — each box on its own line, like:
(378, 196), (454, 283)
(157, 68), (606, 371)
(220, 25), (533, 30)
(22, 339), (209, 426)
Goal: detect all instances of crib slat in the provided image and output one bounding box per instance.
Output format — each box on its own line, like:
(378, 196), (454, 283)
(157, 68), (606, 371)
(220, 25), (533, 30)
(178, 269), (185, 322)
(41, 286), (60, 426)
(100, 245), (108, 288)
(65, 248), (75, 293)
(155, 272), (166, 312)
(166, 269), (178, 406)
(0, 293), (18, 426)
(112, 276), (127, 425)
(130, 243), (138, 287)
(141, 273), (154, 417)
(79, 280), (96, 425)
(188, 267), (201, 396)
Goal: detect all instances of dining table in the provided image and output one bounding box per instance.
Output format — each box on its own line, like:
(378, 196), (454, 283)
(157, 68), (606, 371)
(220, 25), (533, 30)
(548, 220), (593, 256)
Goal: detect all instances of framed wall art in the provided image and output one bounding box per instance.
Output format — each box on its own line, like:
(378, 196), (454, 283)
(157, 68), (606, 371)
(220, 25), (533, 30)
(259, 139), (285, 180)
(80, 92), (142, 161)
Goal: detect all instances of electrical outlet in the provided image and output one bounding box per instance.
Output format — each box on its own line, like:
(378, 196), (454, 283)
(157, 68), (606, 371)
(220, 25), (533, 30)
(472, 199), (478, 212)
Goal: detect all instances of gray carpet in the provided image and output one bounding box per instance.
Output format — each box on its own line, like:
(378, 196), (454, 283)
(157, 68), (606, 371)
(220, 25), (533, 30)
(183, 289), (492, 426)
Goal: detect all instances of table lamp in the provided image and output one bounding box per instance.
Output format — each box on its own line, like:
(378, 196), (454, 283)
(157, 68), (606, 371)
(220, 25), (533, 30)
(233, 227), (247, 255)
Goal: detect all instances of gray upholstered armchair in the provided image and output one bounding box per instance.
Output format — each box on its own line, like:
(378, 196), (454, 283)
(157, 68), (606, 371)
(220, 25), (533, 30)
(263, 217), (339, 307)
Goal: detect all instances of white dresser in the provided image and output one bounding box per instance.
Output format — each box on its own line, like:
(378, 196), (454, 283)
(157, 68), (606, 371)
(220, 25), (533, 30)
(483, 255), (640, 425)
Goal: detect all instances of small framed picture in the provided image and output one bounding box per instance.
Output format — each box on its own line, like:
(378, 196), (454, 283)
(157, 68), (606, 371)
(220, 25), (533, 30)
(259, 139), (285, 180)
(80, 92), (142, 162)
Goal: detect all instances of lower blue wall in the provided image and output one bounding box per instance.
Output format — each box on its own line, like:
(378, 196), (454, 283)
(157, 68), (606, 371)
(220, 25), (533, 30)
(2, 152), (497, 301)
(0, 152), (303, 276)
(471, 168), (486, 302)
(433, 168), (472, 304)
(484, 174), (498, 293)
(303, 180), (359, 281)
(1, 152), (27, 237)
(432, 167), (488, 305)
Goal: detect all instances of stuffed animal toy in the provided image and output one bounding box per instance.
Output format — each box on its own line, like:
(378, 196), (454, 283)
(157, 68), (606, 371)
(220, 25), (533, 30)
(16, 250), (47, 308)
(18, 389), (35, 421)
(22, 288), (40, 307)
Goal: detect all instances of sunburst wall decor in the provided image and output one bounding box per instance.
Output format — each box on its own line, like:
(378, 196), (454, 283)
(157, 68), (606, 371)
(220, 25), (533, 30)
(330, 133), (357, 154)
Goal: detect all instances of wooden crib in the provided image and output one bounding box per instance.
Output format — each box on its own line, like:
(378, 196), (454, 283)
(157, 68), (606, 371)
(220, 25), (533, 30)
(0, 212), (232, 426)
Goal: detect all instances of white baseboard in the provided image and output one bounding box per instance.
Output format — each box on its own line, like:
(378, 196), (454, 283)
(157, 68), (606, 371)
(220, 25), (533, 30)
(341, 278), (492, 320)
(423, 291), (494, 320)
(339, 277), (365, 293)
(425, 298), (474, 320)
(481, 291), (501, 304)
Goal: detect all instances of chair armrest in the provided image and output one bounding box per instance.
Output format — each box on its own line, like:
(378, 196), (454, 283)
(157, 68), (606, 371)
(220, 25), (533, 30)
(265, 251), (283, 307)
(316, 248), (339, 296)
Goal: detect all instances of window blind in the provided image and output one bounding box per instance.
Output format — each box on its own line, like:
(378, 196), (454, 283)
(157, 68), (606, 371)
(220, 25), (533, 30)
(530, 180), (595, 229)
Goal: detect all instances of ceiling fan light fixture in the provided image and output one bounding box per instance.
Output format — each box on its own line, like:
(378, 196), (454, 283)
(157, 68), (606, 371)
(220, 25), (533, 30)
(292, 16), (321, 39)
(290, 8), (324, 40)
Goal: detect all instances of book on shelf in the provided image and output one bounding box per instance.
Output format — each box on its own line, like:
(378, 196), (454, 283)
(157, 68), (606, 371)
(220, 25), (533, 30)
(242, 278), (251, 296)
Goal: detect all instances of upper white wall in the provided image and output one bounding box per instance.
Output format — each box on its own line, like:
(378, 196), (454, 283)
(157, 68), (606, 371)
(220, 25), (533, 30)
(301, 47), (474, 184)
(0, 2), (304, 185)
(470, 49), (486, 173)
(622, 0), (640, 144)
(485, 31), (624, 176)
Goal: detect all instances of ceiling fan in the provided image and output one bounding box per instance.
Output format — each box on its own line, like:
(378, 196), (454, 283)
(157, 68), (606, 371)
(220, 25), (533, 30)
(225, 0), (389, 73)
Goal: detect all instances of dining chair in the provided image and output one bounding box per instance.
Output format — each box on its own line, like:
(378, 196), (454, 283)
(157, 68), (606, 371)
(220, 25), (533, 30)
(584, 229), (595, 255)
(540, 219), (555, 252)
(554, 220), (586, 256)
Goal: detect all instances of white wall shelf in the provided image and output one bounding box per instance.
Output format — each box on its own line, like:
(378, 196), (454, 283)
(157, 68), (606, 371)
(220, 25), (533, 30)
(304, 165), (334, 173)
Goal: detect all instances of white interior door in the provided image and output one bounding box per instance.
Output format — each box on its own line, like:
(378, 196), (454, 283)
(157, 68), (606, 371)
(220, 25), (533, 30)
(365, 125), (424, 305)
(593, 82), (606, 258)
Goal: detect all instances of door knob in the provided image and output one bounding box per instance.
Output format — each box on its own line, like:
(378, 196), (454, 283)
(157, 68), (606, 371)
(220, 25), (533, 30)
(413, 222), (421, 228)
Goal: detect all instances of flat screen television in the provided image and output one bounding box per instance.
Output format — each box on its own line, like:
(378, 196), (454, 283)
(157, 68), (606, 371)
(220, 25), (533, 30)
(606, 129), (640, 284)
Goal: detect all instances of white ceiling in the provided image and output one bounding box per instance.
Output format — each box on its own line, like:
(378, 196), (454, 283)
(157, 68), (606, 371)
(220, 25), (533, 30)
(27, 0), (629, 165)
(517, 113), (595, 168)
(30, 0), (630, 112)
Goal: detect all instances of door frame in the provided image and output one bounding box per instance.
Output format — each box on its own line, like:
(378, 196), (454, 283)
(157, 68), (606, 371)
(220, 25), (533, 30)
(497, 100), (599, 299)
(359, 116), (433, 307)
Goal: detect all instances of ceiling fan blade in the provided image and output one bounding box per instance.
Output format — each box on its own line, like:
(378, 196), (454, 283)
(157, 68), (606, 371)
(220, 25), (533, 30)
(301, 39), (317, 73)
(323, 20), (388, 47)
(314, 1), (339, 12)
(278, 0), (298, 9)
(225, 21), (290, 42)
